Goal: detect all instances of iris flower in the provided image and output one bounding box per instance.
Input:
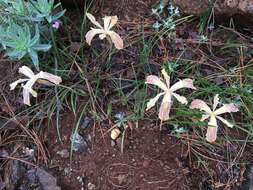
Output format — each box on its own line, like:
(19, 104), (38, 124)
(10, 66), (62, 106)
(146, 69), (196, 121)
(190, 94), (239, 142)
(85, 13), (123, 50)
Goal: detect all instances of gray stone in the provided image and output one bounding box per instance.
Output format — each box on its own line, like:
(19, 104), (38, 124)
(56, 149), (69, 158)
(36, 168), (61, 190)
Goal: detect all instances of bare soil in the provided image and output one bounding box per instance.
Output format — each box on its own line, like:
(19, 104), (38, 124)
(47, 112), (190, 190)
(0, 0), (253, 190)
(45, 2), (192, 189)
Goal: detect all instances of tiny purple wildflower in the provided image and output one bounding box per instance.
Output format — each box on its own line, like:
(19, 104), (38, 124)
(52, 21), (60, 29)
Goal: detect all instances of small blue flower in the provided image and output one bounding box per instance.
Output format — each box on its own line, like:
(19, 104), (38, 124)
(174, 7), (180, 17)
(163, 18), (175, 30)
(152, 8), (158, 15)
(159, 3), (165, 10)
(168, 4), (174, 15)
(153, 21), (161, 30)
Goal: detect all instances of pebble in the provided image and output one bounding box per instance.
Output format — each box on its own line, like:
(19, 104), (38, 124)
(87, 182), (96, 190)
(70, 133), (88, 152)
(36, 168), (60, 190)
(81, 116), (92, 129)
(77, 176), (84, 188)
(56, 149), (69, 158)
(114, 112), (125, 120)
(111, 140), (116, 147)
(64, 167), (72, 176)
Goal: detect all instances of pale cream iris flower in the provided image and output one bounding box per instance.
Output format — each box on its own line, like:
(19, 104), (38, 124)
(146, 69), (196, 121)
(10, 66), (62, 106)
(190, 94), (239, 142)
(85, 13), (123, 50)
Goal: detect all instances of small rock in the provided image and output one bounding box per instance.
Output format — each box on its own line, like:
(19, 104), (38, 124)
(87, 182), (95, 190)
(36, 168), (61, 190)
(114, 112), (124, 120)
(81, 117), (92, 129)
(64, 167), (72, 176)
(70, 133), (88, 152)
(56, 149), (69, 158)
(111, 140), (116, 147)
(77, 176), (83, 183)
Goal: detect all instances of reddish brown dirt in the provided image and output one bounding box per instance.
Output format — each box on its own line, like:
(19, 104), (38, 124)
(46, 2), (191, 189)
(1, 1), (252, 190)
(0, 59), (24, 114)
(47, 112), (190, 190)
(101, 0), (158, 19)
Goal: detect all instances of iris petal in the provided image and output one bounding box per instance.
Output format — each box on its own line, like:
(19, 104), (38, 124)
(190, 99), (212, 114)
(170, 79), (196, 92)
(214, 103), (239, 115)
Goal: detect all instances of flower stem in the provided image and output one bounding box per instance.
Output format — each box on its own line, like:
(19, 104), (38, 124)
(49, 26), (62, 143)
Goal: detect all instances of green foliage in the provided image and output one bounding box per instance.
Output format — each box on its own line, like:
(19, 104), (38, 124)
(152, 2), (180, 31)
(0, 23), (51, 69)
(29, 0), (66, 23)
(0, 0), (65, 68)
(151, 1), (192, 41)
(6, 0), (32, 18)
